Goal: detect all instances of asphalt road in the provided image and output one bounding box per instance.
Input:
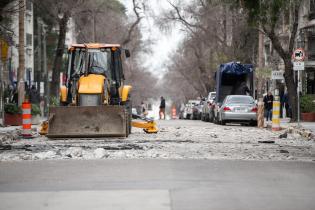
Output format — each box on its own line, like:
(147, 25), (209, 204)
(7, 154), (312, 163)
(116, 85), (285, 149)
(1, 159), (315, 210)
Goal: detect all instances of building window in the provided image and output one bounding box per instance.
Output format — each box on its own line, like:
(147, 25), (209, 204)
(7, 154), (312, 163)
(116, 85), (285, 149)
(26, 0), (32, 11)
(308, 35), (315, 60)
(26, 33), (32, 46)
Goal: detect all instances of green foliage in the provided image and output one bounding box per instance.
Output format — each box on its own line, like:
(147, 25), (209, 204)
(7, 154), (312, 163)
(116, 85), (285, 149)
(240, 0), (289, 26)
(50, 96), (60, 107)
(31, 104), (42, 116)
(300, 95), (315, 113)
(4, 103), (21, 115)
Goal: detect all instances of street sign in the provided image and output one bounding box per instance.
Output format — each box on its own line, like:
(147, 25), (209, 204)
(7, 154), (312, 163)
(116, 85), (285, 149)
(292, 48), (305, 61)
(293, 61), (305, 71)
(271, 71), (284, 80)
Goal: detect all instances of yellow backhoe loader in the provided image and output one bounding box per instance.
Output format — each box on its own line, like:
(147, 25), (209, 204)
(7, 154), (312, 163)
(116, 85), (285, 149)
(45, 43), (157, 138)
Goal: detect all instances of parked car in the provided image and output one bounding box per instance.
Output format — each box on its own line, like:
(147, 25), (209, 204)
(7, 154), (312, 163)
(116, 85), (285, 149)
(132, 108), (138, 115)
(183, 100), (200, 120)
(192, 100), (203, 120)
(216, 95), (257, 126)
(201, 92), (216, 122)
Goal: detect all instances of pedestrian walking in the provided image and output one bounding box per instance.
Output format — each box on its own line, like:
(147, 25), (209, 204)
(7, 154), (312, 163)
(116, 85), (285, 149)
(29, 85), (39, 104)
(283, 91), (291, 118)
(141, 101), (148, 117)
(159, 96), (166, 120)
(263, 91), (274, 122)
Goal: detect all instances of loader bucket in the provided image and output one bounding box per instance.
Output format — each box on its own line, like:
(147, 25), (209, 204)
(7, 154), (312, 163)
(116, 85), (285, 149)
(46, 106), (127, 138)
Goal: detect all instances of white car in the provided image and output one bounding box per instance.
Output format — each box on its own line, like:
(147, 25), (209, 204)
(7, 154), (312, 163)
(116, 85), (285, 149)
(184, 100), (200, 120)
(201, 92), (216, 122)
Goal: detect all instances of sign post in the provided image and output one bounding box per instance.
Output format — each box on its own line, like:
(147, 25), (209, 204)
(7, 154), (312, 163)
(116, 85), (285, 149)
(292, 48), (305, 126)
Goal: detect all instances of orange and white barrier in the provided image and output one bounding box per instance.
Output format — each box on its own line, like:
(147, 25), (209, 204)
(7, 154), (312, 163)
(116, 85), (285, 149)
(171, 106), (177, 119)
(272, 100), (281, 131)
(22, 101), (32, 137)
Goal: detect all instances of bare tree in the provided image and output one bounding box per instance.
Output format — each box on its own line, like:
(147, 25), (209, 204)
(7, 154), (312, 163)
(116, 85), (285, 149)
(157, 0), (257, 102)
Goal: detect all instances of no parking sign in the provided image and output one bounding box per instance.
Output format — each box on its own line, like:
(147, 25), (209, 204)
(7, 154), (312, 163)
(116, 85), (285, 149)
(292, 48), (305, 61)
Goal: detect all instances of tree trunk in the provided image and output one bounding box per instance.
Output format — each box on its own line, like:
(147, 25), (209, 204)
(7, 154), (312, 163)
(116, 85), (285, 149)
(283, 59), (297, 121)
(50, 14), (69, 99)
(267, 30), (298, 121)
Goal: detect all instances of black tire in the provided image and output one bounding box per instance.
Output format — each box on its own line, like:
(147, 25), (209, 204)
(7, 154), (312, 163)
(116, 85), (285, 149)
(205, 114), (209, 122)
(214, 115), (219, 124)
(186, 114), (190, 120)
(201, 113), (205, 121)
(125, 100), (132, 136)
(209, 111), (214, 123)
(250, 121), (257, 126)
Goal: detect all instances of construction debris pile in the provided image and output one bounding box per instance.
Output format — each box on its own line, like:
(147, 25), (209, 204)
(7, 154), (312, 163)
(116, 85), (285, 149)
(1, 120), (315, 162)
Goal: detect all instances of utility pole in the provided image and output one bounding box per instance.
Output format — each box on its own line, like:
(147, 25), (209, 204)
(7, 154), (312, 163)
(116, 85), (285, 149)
(43, 30), (48, 116)
(18, 0), (25, 106)
(37, 18), (42, 89)
(0, 41), (4, 124)
(257, 30), (265, 97)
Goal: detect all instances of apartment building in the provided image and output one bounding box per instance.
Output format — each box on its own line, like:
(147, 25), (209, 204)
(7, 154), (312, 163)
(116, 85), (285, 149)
(298, 0), (315, 94)
(4, 0), (34, 87)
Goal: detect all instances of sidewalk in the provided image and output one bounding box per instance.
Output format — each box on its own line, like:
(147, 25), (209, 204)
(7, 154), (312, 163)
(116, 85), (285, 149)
(280, 118), (315, 134)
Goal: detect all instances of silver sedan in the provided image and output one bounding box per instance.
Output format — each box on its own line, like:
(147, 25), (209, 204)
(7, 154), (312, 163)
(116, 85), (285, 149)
(217, 95), (257, 126)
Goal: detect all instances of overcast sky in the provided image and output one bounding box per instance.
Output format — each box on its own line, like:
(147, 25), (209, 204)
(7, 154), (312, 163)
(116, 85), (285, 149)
(120, 0), (185, 77)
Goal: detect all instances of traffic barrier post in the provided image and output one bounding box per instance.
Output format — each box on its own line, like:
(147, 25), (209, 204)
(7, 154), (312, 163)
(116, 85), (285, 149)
(272, 99), (281, 131)
(22, 101), (32, 137)
(171, 106), (177, 119)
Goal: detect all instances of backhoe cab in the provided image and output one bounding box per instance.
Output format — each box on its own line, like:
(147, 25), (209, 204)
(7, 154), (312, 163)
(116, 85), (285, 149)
(47, 43), (132, 138)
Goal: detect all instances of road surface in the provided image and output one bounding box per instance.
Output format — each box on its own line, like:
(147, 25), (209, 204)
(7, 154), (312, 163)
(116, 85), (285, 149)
(1, 120), (315, 161)
(0, 159), (315, 210)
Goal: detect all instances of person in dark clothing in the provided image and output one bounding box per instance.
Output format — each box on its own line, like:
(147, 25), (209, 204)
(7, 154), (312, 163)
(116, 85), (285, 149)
(283, 92), (291, 118)
(232, 81), (250, 95)
(263, 91), (274, 121)
(29, 85), (39, 104)
(159, 96), (166, 120)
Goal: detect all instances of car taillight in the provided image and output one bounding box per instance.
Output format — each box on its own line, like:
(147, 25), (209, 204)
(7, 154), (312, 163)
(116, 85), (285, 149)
(223, 107), (231, 111)
(251, 107), (258, 112)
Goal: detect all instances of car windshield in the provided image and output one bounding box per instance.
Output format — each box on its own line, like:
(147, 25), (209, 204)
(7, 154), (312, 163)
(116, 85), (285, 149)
(227, 96), (254, 104)
(72, 48), (112, 77)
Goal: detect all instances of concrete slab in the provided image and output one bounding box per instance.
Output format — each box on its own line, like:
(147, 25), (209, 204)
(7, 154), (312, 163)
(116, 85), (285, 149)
(0, 190), (171, 210)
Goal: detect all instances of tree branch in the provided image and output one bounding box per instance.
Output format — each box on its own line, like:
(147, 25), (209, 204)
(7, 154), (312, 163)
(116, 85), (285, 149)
(122, 0), (142, 46)
(288, 2), (300, 53)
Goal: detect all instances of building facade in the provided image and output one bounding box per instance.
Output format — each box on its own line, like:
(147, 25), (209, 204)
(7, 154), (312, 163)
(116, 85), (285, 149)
(5, 0), (34, 88)
(298, 0), (315, 94)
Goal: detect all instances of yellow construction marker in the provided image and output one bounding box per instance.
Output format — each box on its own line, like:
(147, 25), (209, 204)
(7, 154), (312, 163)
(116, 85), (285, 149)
(131, 121), (158, 134)
(272, 100), (281, 131)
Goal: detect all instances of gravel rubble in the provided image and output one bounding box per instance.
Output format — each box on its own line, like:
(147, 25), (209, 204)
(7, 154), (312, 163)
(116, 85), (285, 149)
(0, 120), (315, 161)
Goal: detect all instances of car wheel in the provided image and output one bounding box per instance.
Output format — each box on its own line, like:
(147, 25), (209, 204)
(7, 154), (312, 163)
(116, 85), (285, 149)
(209, 112), (214, 123)
(201, 113), (205, 121)
(250, 121), (257, 126)
(214, 115), (219, 124)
